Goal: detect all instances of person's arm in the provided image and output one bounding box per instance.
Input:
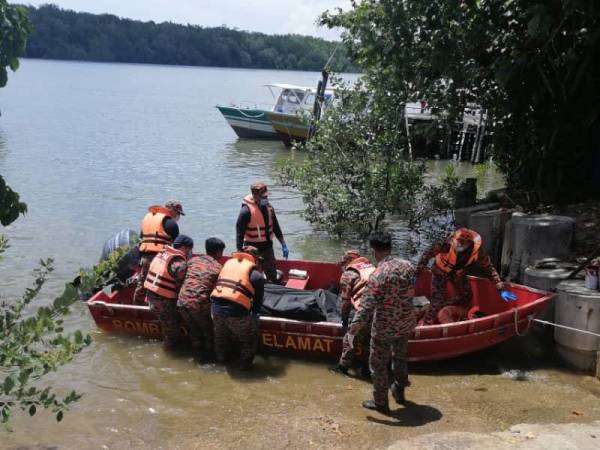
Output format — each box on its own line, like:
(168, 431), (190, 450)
(416, 240), (447, 273)
(163, 218), (180, 240)
(271, 209), (284, 244)
(169, 258), (188, 290)
(236, 205), (251, 251)
(352, 270), (381, 331)
(250, 269), (265, 314)
(339, 271), (360, 327)
(477, 252), (502, 287)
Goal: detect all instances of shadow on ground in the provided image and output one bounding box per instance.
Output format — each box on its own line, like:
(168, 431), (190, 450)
(366, 401), (443, 427)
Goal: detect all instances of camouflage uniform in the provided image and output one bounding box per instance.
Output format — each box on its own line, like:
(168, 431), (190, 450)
(212, 315), (258, 364)
(338, 269), (370, 368)
(146, 257), (187, 348)
(177, 254), (222, 355)
(133, 252), (155, 305)
(417, 239), (501, 325)
(355, 256), (416, 409)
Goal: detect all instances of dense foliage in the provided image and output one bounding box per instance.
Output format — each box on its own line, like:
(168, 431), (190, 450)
(322, 0), (600, 202)
(21, 4), (357, 72)
(0, 1), (30, 87)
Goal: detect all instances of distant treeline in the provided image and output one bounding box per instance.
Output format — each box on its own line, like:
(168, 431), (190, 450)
(20, 4), (358, 72)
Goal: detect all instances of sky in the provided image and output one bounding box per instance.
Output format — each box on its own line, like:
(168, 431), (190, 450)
(26, 1), (349, 40)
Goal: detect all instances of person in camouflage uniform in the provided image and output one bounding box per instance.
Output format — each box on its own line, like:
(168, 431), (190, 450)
(330, 250), (375, 378)
(145, 235), (193, 349)
(210, 246), (265, 370)
(416, 228), (503, 325)
(352, 231), (417, 414)
(177, 238), (225, 360)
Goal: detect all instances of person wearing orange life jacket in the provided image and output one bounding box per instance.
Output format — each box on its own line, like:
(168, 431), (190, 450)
(416, 228), (504, 325)
(210, 246), (265, 370)
(235, 182), (287, 283)
(144, 234), (193, 349)
(330, 250), (376, 378)
(133, 200), (184, 305)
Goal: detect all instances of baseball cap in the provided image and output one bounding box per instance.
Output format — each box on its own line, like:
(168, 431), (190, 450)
(173, 234), (194, 249)
(165, 199), (185, 216)
(250, 182), (268, 196)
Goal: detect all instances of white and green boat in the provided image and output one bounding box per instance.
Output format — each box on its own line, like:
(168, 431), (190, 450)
(216, 84), (320, 140)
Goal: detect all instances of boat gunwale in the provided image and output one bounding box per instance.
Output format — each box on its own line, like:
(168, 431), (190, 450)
(86, 276), (555, 341)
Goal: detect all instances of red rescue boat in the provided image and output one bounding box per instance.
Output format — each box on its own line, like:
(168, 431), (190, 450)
(85, 258), (554, 362)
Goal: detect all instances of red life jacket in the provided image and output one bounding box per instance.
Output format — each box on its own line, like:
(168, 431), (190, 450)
(435, 228), (482, 275)
(242, 195), (274, 244)
(346, 257), (376, 310)
(144, 246), (187, 299)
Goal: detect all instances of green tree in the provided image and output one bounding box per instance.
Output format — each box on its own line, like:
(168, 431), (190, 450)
(0, 1), (31, 87)
(23, 5), (358, 72)
(283, 78), (425, 237)
(322, 0), (600, 202)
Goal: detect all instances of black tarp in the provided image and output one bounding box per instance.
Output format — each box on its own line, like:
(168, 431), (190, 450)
(261, 284), (341, 323)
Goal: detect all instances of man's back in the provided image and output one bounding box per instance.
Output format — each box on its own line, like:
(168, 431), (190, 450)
(365, 256), (416, 338)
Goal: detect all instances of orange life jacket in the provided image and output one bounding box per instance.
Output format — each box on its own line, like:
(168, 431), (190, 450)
(211, 252), (256, 310)
(139, 205), (175, 253)
(144, 246), (187, 299)
(435, 228), (482, 275)
(242, 195), (274, 244)
(346, 257), (376, 310)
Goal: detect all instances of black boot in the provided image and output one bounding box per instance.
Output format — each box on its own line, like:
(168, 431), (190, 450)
(360, 364), (371, 380)
(362, 400), (390, 414)
(329, 364), (349, 375)
(391, 382), (406, 405)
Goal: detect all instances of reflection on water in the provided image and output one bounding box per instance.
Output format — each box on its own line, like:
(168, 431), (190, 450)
(4, 61), (592, 450)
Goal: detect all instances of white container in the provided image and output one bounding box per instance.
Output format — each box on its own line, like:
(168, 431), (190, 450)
(585, 268), (598, 290)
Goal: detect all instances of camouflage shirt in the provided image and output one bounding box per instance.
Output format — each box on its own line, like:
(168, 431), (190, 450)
(416, 237), (501, 284)
(339, 269), (361, 323)
(355, 256), (416, 338)
(177, 254), (222, 310)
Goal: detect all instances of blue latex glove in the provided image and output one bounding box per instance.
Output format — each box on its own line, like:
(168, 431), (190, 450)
(500, 290), (517, 302)
(282, 243), (289, 259)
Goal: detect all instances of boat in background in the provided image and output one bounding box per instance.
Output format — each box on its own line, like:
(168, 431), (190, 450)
(216, 84), (328, 140)
(85, 258), (554, 362)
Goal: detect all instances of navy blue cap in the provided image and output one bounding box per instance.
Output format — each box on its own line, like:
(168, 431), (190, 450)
(173, 234), (194, 249)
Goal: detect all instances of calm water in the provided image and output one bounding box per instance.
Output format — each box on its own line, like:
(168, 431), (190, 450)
(4, 60), (596, 449)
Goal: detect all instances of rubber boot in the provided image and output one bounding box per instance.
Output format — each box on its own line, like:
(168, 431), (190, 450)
(391, 382), (406, 405)
(360, 363), (371, 380)
(329, 364), (349, 376)
(362, 400), (390, 414)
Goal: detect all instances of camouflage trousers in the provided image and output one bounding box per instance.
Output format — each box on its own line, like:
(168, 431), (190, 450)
(147, 294), (181, 348)
(133, 253), (155, 305)
(212, 314), (258, 364)
(339, 325), (370, 368)
(369, 335), (409, 408)
(423, 271), (472, 325)
(179, 303), (214, 355)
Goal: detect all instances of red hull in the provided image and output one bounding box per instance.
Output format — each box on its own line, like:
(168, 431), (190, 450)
(85, 259), (554, 362)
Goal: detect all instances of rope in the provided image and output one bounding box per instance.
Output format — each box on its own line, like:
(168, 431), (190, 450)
(532, 318), (600, 338)
(325, 41), (341, 69)
(513, 308), (534, 337)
